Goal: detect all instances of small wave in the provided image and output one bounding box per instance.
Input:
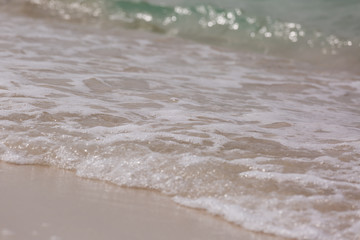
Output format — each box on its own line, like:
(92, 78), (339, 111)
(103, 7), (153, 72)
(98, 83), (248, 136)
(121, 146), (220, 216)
(6, 0), (359, 71)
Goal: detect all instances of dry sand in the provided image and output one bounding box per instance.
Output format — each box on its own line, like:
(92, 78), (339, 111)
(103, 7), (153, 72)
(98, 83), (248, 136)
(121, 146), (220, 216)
(0, 161), (286, 240)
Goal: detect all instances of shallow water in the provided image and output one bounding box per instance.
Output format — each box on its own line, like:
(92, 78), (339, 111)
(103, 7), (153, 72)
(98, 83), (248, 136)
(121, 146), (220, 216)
(5, 0), (360, 71)
(1, 1), (360, 239)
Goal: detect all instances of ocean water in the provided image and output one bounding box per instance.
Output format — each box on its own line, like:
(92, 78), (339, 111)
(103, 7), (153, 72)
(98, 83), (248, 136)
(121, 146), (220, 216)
(5, 0), (360, 71)
(1, 0), (360, 239)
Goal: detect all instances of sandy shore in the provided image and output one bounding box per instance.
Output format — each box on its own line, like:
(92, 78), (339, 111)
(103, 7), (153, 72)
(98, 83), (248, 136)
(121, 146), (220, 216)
(0, 161), (286, 240)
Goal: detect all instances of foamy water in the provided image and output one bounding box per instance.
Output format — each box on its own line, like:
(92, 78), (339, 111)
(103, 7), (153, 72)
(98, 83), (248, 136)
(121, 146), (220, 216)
(1, 3), (360, 240)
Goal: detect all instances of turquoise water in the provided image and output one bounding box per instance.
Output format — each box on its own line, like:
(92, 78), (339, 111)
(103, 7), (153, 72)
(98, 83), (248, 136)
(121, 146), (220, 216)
(134, 0), (360, 39)
(21, 0), (360, 71)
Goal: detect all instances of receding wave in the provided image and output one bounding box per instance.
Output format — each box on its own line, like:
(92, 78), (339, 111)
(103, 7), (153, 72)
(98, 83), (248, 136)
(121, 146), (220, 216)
(1, 2), (360, 239)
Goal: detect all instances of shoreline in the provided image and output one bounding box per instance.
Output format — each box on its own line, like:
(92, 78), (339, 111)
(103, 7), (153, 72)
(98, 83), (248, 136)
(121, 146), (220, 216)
(0, 161), (286, 240)
(1, 4), (359, 239)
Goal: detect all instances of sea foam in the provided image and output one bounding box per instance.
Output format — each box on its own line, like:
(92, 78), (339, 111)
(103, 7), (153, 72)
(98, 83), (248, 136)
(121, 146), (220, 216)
(0, 6), (360, 240)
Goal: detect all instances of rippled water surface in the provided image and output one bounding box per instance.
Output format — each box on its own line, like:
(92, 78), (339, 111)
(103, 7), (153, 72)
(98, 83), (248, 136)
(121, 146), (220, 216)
(1, 2), (360, 240)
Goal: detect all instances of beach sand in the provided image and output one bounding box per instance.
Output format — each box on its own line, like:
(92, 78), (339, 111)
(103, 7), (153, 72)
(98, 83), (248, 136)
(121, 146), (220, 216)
(0, 161), (285, 240)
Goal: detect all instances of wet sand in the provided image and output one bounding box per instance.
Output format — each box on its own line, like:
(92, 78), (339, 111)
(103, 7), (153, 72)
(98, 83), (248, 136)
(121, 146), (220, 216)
(0, 161), (285, 240)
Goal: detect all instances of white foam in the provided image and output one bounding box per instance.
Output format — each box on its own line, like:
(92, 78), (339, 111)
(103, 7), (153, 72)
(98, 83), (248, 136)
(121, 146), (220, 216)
(1, 12), (359, 240)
